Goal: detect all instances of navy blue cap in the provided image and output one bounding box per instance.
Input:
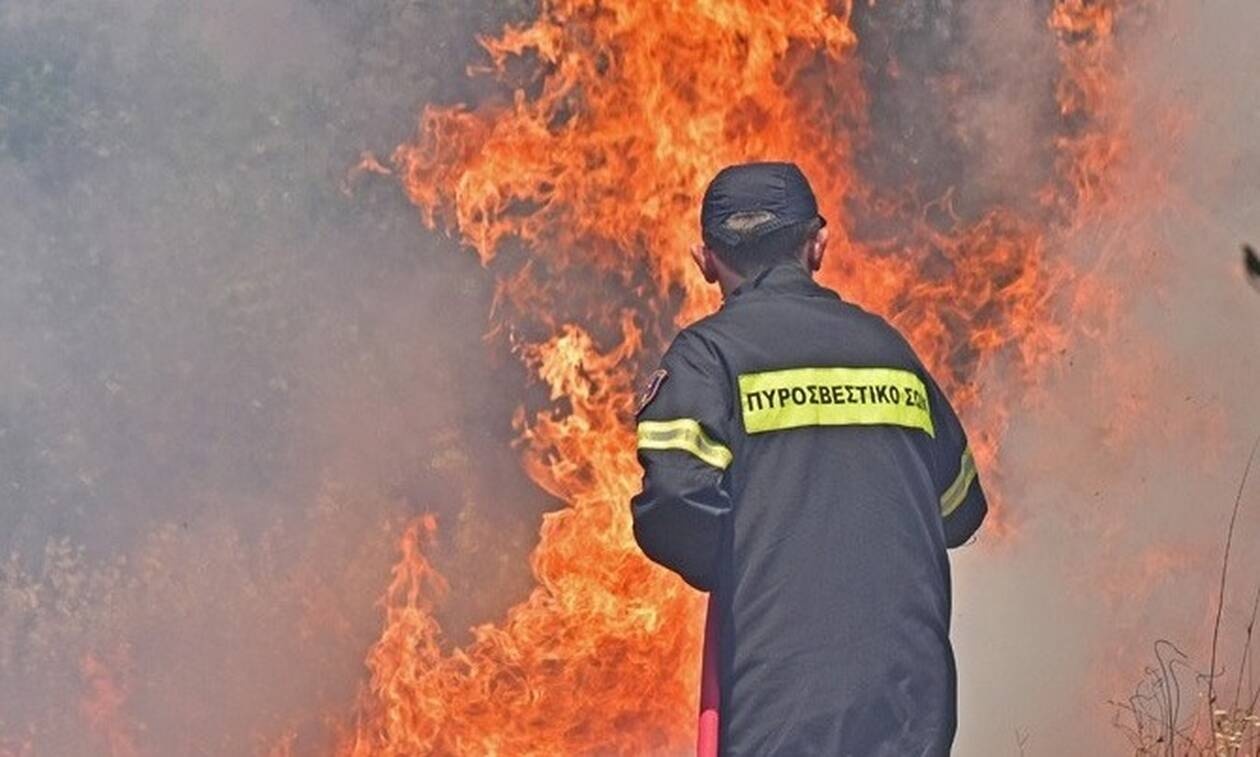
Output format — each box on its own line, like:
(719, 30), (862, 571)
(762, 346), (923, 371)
(701, 162), (827, 250)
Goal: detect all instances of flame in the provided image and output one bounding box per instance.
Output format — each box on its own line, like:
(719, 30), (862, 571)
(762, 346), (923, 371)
(340, 0), (1133, 753)
(80, 652), (138, 757)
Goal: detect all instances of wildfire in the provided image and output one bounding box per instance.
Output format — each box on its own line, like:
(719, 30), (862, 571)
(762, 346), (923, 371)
(341, 0), (1132, 753)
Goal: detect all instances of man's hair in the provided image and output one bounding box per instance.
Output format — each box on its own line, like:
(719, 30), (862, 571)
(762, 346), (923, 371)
(708, 214), (823, 277)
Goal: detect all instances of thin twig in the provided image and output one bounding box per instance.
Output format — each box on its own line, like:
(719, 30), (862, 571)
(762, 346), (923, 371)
(1207, 436), (1260, 722)
(1233, 584), (1260, 716)
(1155, 639), (1183, 753)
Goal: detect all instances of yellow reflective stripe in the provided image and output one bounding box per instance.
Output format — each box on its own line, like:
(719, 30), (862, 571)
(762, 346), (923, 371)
(738, 367), (934, 437)
(940, 447), (977, 517)
(637, 419), (733, 470)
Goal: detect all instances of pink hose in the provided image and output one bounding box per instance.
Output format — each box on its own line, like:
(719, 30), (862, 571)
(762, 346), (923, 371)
(696, 594), (720, 757)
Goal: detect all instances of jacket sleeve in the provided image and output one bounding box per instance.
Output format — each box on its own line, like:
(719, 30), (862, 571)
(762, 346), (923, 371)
(923, 371), (988, 548)
(629, 330), (735, 591)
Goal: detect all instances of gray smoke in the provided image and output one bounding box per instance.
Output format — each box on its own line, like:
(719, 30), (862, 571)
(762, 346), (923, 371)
(0, 1), (547, 754)
(947, 1), (1260, 754)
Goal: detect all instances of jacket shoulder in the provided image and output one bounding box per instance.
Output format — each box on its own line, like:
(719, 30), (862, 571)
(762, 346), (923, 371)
(832, 301), (924, 363)
(669, 312), (729, 354)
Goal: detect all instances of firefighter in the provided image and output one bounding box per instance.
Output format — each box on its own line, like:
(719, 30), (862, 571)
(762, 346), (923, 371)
(630, 162), (987, 756)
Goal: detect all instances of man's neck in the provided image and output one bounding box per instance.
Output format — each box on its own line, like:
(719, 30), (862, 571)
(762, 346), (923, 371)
(719, 261), (811, 299)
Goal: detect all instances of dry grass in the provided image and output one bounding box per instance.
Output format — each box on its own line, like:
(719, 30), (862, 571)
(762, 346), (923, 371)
(1111, 440), (1260, 756)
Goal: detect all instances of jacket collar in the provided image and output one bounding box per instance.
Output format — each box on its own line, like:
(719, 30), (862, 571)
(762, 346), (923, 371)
(725, 263), (840, 304)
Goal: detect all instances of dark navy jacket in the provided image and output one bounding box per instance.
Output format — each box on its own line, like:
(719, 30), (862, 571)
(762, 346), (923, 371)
(630, 264), (986, 756)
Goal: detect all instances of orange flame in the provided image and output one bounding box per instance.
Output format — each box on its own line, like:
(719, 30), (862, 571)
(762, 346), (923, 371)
(340, 0), (1132, 753)
(80, 652), (138, 757)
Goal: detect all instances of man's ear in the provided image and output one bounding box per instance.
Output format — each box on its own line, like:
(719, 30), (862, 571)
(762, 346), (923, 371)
(805, 226), (829, 272)
(691, 243), (720, 284)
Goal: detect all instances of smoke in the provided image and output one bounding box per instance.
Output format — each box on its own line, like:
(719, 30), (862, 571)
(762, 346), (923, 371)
(947, 1), (1260, 754)
(851, 0), (1062, 234)
(841, 0), (1260, 752)
(0, 1), (548, 754)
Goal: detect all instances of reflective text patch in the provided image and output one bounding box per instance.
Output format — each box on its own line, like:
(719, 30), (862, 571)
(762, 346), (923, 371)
(738, 366), (933, 436)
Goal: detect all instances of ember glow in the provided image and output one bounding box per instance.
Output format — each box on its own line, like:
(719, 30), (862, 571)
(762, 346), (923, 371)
(338, 0), (1136, 754)
(79, 653), (137, 757)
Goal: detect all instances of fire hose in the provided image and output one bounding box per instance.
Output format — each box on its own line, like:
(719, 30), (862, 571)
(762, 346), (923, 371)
(697, 594), (720, 757)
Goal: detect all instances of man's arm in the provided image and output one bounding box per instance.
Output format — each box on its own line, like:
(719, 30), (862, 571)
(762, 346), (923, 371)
(923, 371), (988, 548)
(630, 331), (734, 591)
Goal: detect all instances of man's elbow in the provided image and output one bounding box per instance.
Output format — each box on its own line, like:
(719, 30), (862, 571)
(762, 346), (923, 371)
(944, 485), (988, 549)
(630, 487), (722, 591)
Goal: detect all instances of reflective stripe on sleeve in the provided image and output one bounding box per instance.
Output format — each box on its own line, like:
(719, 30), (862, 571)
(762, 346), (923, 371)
(940, 447), (977, 517)
(637, 419), (733, 470)
(738, 366), (934, 436)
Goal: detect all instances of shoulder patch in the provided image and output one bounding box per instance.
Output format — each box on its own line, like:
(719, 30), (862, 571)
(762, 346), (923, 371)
(635, 368), (669, 416)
